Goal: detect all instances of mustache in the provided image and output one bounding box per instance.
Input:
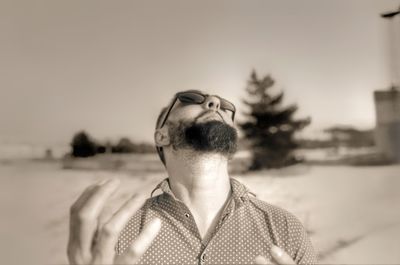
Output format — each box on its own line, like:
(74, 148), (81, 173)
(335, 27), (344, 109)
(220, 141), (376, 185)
(194, 110), (224, 123)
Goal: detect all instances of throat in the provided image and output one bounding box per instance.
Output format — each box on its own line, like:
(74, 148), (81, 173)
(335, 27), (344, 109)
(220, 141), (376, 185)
(165, 150), (233, 241)
(189, 188), (232, 241)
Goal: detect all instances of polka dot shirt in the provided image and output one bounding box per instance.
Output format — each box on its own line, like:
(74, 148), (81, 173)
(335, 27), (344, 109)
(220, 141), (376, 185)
(116, 178), (317, 264)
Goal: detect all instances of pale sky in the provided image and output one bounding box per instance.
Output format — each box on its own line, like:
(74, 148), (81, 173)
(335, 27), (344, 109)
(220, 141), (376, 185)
(1, 0), (399, 146)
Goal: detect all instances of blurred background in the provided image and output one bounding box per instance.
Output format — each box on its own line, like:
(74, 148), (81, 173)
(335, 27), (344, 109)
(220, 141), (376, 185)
(1, 0), (400, 264)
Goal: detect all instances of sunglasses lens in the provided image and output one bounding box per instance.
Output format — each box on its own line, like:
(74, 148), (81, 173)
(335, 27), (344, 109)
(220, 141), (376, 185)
(220, 99), (235, 112)
(176, 92), (236, 121)
(178, 92), (205, 103)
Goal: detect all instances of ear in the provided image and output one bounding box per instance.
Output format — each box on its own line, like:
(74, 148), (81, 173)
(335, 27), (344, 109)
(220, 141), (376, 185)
(154, 127), (170, 147)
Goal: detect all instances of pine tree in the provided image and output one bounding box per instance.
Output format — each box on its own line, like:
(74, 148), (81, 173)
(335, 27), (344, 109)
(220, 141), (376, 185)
(239, 70), (310, 170)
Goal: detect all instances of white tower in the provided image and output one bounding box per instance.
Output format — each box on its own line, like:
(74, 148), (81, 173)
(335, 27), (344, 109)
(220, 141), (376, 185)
(374, 6), (400, 162)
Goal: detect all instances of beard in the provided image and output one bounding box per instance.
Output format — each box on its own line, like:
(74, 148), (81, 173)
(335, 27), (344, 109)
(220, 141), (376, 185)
(168, 119), (238, 158)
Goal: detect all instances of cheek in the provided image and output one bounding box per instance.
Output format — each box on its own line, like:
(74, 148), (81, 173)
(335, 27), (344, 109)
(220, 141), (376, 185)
(220, 111), (234, 124)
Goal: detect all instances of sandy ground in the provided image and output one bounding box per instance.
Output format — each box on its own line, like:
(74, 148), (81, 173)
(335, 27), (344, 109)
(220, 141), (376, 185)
(1, 159), (400, 264)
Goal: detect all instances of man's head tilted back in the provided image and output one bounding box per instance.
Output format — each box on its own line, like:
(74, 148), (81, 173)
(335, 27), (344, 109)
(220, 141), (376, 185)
(154, 90), (238, 167)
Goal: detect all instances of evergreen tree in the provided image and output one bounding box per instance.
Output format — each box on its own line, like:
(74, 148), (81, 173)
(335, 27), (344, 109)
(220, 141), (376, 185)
(239, 70), (310, 169)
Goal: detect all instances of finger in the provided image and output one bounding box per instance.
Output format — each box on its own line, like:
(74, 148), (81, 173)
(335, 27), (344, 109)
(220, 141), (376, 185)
(68, 179), (120, 263)
(270, 246), (295, 265)
(92, 194), (145, 265)
(70, 179), (106, 212)
(67, 180), (106, 263)
(79, 178), (121, 220)
(119, 218), (162, 263)
(254, 255), (272, 264)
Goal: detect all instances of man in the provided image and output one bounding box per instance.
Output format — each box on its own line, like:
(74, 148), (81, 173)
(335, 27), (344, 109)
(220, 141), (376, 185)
(68, 90), (317, 265)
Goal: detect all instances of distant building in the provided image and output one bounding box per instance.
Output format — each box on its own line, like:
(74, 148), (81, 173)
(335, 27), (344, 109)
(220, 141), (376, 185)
(374, 88), (400, 162)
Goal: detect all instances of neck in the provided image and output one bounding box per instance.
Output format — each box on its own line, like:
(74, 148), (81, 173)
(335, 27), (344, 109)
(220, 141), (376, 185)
(165, 150), (232, 238)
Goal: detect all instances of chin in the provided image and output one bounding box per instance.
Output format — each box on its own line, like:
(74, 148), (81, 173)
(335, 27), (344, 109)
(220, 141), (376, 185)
(184, 120), (238, 156)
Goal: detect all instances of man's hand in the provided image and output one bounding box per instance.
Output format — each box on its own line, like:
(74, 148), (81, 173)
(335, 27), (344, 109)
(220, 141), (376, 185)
(67, 179), (161, 265)
(254, 245), (295, 264)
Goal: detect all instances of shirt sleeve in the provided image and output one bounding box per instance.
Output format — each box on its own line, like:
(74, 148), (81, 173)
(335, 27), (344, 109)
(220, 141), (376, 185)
(286, 213), (318, 264)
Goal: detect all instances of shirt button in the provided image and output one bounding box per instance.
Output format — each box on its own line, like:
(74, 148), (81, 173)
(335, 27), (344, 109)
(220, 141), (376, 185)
(200, 252), (206, 262)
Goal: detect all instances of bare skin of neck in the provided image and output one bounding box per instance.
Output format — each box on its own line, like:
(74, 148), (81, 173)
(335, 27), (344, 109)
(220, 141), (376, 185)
(165, 149), (232, 241)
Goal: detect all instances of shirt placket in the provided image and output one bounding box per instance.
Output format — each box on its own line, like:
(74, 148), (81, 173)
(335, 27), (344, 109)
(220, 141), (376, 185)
(203, 182), (249, 265)
(176, 202), (214, 265)
(153, 194), (202, 262)
(195, 197), (236, 265)
(178, 202), (203, 239)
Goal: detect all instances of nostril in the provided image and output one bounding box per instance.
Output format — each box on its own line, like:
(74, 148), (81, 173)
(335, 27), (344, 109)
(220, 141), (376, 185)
(207, 100), (220, 109)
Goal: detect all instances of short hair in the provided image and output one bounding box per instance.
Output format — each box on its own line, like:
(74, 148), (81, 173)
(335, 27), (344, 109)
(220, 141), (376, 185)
(155, 105), (169, 166)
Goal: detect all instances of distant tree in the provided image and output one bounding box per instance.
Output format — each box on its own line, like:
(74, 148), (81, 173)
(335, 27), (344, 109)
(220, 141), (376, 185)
(324, 126), (374, 148)
(113, 137), (136, 153)
(136, 142), (157, 153)
(96, 144), (107, 154)
(239, 70), (310, 169)
(44, 148), (53, 159)
(71, 131), (97, 157)
(112, 137), (156, 154)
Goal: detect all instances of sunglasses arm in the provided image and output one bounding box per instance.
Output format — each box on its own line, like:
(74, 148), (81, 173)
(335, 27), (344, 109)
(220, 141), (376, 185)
(159, 97), (178, 129)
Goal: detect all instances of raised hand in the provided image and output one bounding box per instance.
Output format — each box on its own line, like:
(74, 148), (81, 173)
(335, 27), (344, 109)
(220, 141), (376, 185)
(254, 245), (295, 265)
(67, 179), (161, 265)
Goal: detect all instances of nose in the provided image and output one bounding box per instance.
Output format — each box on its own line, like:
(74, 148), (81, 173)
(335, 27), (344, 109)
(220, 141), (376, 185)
(203, 96), (220, 111)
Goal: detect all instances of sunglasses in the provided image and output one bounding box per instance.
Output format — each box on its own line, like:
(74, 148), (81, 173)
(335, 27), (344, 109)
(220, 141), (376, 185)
(158, 91), (236, 129)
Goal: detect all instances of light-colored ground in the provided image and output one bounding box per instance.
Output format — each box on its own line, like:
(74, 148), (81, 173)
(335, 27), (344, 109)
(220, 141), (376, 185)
(1, 158), (399, 264)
